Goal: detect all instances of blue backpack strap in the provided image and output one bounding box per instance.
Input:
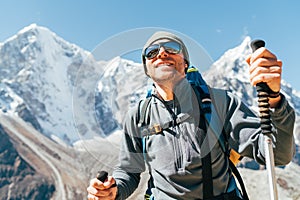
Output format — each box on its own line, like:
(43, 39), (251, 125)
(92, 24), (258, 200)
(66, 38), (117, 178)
(186, 66), (210, 97)
(190, 81), (214, 198)
(190, 66), (248, 199)
(187, 66), (227, 153)
(188, 66), (240, 199)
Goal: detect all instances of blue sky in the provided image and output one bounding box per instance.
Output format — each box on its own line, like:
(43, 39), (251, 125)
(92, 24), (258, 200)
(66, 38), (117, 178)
(1, 0), (299, 91)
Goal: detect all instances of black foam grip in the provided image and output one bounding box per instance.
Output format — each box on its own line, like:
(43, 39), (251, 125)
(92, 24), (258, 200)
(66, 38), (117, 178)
(250, 39), (272, 135)
(250, 39), (265, 51)
(97, 171), (108, 182)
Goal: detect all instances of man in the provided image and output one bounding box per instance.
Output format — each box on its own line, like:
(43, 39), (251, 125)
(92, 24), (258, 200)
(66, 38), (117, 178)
(87, 31), (295, 199)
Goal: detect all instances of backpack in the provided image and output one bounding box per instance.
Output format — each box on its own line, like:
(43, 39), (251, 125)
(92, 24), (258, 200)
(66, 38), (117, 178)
(186, 66), (243, 166)
(137, 66), (249, 200)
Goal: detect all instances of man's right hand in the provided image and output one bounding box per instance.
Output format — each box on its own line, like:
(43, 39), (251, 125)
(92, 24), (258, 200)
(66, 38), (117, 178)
(87, 176), (117, 200)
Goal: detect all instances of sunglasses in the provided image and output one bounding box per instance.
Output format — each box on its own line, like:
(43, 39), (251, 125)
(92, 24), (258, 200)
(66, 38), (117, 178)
(143, 41), (182, 59)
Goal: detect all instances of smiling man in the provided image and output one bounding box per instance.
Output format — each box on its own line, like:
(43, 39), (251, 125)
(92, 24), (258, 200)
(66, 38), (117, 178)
(87, 31), (295, 200)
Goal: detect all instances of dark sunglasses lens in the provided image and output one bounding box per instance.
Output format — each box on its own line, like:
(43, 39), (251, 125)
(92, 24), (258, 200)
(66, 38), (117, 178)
(144, 41), (181, 59)
(145, 44), (160, 59)
(163, 42), (181, 54)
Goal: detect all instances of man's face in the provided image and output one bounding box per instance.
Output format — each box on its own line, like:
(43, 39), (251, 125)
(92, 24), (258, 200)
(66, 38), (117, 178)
(144, 39), (187, 84)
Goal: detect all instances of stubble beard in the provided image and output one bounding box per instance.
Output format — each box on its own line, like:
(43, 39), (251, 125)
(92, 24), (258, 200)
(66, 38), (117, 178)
(152, 70), (184, 91)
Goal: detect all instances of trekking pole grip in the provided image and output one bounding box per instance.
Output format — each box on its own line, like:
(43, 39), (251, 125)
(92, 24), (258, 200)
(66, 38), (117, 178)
(250, 39), (272, 135)
(97, 171), (108, 182)
(96, 170), (117, 187)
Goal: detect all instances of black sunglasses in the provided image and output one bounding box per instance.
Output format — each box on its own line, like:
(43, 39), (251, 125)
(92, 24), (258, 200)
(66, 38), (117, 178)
(143, 41), (182, 59)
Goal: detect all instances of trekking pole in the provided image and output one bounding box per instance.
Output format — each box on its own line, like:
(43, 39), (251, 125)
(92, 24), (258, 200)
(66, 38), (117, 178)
(250, 39), (278, 200)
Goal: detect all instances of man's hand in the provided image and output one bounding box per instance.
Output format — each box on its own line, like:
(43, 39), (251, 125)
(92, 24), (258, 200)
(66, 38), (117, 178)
(87, 176), (117, 200)
(246, 47), (282, 107)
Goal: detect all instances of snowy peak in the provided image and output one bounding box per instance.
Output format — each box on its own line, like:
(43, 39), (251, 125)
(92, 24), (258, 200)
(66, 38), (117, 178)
(204, 36), (300, 116)
(210, 36), (251, 76)
(6, 23), (80, 54)
(0, 24), (103, 145)
(203, 37), (256, 106)
(0, 23), (85, 81)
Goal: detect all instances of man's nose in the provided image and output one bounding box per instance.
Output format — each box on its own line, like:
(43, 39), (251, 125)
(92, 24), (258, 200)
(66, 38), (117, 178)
(157, 47), (169, 58)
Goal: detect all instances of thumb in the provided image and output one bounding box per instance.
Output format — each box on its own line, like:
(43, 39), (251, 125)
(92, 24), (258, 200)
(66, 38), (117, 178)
(103, 176), (117, 188)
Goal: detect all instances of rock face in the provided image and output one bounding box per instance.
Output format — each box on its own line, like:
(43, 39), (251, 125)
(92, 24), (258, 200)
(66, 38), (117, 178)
(0, 124), (55, 200)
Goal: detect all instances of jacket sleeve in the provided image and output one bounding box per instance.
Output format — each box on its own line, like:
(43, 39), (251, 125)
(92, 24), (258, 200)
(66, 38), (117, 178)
(112, 104), (146, 200)
(269, 94), (296, 165)
(224, 92), (295, 166)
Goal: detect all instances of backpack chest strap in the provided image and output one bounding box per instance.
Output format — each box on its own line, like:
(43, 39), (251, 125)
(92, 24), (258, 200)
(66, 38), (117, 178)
(139, 106), (191, 136)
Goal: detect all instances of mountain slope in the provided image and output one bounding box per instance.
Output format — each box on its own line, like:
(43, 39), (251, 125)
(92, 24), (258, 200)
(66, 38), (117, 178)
(0, 111), (99, 199)
(0, 122), (55, 200)
(0, 24), (114, 145)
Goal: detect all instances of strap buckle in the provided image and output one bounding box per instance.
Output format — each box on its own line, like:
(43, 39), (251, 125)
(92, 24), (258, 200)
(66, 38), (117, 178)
(141, 124), (162, 136)
(149, 124), (162, 135)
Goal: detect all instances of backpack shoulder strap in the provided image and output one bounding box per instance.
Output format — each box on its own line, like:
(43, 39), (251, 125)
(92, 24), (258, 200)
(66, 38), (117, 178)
(208, 87), (249, 200)
(137, 97), (151, 129)
(137, 97), (156, 200)
(187, 67), (227, 153)
(188, 67), (248, 199)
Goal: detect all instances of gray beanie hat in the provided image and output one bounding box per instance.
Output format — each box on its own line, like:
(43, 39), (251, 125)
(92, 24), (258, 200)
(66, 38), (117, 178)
(142, 31), (190, 75)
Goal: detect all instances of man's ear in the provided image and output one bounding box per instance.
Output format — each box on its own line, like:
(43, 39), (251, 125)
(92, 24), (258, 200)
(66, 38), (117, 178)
(184, 62), (189, 74)
(184, 59), (189, 68)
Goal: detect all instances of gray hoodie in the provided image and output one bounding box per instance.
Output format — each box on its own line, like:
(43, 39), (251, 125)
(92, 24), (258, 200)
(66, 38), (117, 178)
(113, 79), (295, 199)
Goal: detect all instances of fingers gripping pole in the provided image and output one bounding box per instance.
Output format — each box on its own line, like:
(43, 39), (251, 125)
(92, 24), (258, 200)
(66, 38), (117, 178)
(251, 39), (278, 200)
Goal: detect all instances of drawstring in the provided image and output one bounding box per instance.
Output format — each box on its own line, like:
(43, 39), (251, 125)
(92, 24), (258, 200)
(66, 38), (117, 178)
(161, 94), (181, 126)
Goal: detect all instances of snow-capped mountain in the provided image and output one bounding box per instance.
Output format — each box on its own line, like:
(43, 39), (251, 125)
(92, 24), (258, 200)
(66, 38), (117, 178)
(204, 36), (300, 113)
(0, 24), (115, 145)
(96, 56), (148, 125)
